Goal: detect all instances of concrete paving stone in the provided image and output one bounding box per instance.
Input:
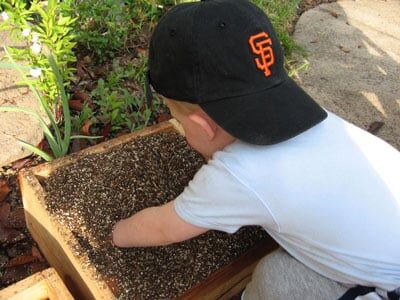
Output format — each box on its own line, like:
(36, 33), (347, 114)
(0, 29), (44, 167)
(293, 0), (400, 150)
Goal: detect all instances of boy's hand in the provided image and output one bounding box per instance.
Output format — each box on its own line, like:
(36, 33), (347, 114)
(112, 201), (208, 248)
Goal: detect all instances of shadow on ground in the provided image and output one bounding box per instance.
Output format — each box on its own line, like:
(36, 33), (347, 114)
(294, 0), (400, 150)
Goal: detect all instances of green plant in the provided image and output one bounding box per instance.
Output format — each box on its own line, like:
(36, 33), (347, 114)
(90, 56), (158, 132)
(0, 0), (77, 108)
(0, 1), (30, 32)
(91, 78), (152, 132)
(0, 47), (98, 161)
(70, 0), (194, 62)
(287, 57), (309, 78)
(71, 103), (95, 134)
(253, 0), (301, 55)
(71, 0), (133, 61)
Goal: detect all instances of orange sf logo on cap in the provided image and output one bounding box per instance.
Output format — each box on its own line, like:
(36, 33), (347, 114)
(249, 32), (275, 77)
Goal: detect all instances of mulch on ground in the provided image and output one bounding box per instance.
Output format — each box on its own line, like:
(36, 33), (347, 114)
(0, 157), (48, 289)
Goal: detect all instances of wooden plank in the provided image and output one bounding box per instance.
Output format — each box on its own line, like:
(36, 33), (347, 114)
(19, 120), (277, 299)
(0, 268), (74, 300)
(19, 120), (182, 300)
(19, 169), (105, 300)
(33, 120), (178, 178)
(218, 274), (251, 300)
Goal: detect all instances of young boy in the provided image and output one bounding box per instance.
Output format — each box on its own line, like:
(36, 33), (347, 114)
(112, 0), (400, 299)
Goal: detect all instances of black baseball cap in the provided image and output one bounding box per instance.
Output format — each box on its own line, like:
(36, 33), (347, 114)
(148, 0), (327, 145)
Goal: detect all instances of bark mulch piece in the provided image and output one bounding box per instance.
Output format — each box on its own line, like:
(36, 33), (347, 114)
(5, 208), (26, 229)
(1, 262), (48, 286)
(0, 225), (26, 247)
(0, 180), (11, 203)
(43, 132), (268, 299)
(6, 242), (32, 258)
(0, 157), (49, 289)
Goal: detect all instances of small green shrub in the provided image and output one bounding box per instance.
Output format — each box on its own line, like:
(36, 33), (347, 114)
(90, 56), (159, 132)
(71, 103), (95, 134)
(0, 0), (77, 108)
(253, 0), (302, 57)
(70, 0), (132, 61)
(70, 0), (197, 63)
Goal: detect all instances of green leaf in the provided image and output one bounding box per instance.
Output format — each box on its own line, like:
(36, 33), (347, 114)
(47, 54), (71, 150)
(17, 139), (54, 161)
(57, 15), (69, 26)
(70, 135), (103, 140)
(35, 5), (48, 22)
(47, 0), (57, 14)
(0, 62), (32, 70)
(0, 105), (60, 154)
(35, 27), (45, 34)
(3, 47), (64, 148)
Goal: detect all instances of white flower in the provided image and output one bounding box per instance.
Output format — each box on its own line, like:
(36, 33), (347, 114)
(1, 11), (10, 21)
(29, 68), (42, 78)
(31, 33), (40, 43)
(30, 42), (41, 55)
(22, 28), (31, 37)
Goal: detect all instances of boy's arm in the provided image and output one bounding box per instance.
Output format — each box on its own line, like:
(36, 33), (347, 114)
(112, 201), (208, 248)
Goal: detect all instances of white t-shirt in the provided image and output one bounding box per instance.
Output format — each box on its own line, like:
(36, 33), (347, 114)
(174, 111), (400, 291)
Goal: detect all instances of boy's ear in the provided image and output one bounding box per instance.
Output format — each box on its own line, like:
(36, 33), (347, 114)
(188, 112), (217, 140)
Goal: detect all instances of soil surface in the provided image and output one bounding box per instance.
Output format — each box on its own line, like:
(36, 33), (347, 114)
(43, 132), (268, 299)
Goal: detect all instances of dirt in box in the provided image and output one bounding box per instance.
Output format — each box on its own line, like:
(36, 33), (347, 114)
(43, 132), (268, 299)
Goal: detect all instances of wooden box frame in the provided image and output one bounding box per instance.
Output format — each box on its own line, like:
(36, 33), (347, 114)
(18, 120), (278, 299)
(0, 268), (73, 300)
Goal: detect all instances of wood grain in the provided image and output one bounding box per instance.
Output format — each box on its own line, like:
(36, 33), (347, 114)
(0, 268), (73, 300)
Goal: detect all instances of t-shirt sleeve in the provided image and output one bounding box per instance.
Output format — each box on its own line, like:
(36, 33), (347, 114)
(174, 158), (273, 233)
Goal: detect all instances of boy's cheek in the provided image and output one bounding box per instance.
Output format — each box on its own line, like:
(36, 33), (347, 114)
(185, 134), (198, 150)
(179, 121), (213, 157)
(186, 135), (211, 158)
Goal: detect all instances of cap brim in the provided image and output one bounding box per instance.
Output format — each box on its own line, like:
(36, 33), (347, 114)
(199, 77), (327, 145)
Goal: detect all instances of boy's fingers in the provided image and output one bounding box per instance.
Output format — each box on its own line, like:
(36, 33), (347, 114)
(111, 220), (127, 247)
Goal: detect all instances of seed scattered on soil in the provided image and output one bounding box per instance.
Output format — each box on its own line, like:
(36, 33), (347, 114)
(43, 132), (267, 299)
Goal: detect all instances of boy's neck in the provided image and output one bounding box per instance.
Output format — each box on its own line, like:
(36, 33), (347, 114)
(206, 132), (236, 161)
